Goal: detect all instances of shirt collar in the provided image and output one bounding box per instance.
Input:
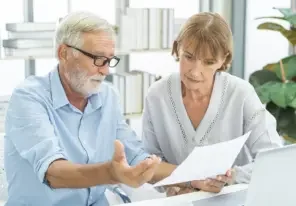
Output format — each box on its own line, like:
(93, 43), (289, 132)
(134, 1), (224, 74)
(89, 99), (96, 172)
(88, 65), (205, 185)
(50, 67), (69, 109)
(50, 66), (103, 111)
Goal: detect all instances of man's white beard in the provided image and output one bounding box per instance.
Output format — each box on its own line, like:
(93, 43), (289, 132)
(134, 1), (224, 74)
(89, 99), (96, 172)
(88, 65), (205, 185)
(65, 67), (105, 97)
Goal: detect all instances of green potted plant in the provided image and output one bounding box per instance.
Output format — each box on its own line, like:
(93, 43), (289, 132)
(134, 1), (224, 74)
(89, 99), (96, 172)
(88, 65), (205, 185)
(249, 8), (296, 143)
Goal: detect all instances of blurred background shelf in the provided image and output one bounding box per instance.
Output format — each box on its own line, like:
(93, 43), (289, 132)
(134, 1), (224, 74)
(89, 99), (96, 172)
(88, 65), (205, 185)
(0, 48), (172, 60)
(124, 113), (143, 119)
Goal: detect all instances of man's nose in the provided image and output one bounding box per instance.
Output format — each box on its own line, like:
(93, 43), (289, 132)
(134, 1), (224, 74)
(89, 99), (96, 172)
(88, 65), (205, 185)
(98, 65), (109, 76)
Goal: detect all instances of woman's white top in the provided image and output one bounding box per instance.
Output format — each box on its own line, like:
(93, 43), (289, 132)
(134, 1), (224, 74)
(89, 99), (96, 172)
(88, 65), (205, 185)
(142, 71), (283, 184)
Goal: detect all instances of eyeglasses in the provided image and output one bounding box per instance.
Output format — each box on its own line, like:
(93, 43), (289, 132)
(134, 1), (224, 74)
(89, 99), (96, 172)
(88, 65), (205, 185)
(66, 44), (120, 68)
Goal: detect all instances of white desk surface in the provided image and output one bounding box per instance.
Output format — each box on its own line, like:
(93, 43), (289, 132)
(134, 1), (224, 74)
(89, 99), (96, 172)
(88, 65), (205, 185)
(117, 184), (248, 206)
(0, 185), (248, 206)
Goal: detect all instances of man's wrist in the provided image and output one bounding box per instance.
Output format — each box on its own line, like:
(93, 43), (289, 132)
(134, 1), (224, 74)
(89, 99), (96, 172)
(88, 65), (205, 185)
(105, 162), (119, 184)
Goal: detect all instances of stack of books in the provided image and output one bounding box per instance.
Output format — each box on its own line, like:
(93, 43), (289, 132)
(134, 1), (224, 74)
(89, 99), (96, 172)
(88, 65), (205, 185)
(118, 8), (175, 51)
(105, 71), (158, 116)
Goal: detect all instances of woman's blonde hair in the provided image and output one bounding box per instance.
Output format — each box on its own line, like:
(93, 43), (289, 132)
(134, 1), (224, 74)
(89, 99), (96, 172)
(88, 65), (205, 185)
(172, 12), (233, 71)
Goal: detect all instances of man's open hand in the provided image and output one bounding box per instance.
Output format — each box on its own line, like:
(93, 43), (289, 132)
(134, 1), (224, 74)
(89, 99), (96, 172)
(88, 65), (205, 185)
(109, 140), (161, 187)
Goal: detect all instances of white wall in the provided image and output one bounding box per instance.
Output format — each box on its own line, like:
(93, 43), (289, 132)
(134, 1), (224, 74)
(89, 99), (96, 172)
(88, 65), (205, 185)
(0, 0), (25, 95)
(244, 0), (291, 80)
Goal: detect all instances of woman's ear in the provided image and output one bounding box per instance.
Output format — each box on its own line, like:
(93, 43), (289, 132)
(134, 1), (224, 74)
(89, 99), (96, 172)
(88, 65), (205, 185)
(172, 40), (180, 61)
(223, 52), (229, 62)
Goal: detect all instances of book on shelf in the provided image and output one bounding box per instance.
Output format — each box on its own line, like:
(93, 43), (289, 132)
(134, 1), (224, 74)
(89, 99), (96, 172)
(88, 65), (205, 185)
(4, 48), (54, 58)
(2, 39), (53, 49)
(7, 31), (55, 39)
(167, 9), (175, 48)
(118, 14), (135, 52)
(161, 9), (169, 49)
(5, 23), (56, 32)
(126, 8), (149, 50)
(105, 73), (126, 114)
(132, 70), (156, 111)
(120, 8), (175, 51)
(161, 8), (174, 49)
(105, 70), (159, 118)
(148, 8), (162, 50)
(124, 71), (143, 115)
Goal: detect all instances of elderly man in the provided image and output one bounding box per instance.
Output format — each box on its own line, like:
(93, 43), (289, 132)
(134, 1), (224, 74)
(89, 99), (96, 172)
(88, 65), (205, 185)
(3, 11), (176, 206)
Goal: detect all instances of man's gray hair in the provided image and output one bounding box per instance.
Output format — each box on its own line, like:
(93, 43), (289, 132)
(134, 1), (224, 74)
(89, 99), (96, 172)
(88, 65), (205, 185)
(54, 11), (115, 57)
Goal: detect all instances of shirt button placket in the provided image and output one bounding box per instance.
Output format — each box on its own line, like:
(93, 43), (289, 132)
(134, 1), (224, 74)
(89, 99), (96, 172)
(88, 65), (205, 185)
(78, 115), (89, 163)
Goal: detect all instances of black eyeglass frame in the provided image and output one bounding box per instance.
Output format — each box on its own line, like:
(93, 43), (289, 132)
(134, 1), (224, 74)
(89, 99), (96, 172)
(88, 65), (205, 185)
(66, 44), (120, 68)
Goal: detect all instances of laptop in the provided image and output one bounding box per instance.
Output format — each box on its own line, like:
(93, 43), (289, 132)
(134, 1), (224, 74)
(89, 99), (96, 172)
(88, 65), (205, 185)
(244, 143), (296, 206)
(193, 143), (296, 206)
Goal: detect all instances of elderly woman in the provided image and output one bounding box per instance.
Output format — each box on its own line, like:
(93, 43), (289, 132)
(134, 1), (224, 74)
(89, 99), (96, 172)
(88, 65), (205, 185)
(142, 12), (282, 194)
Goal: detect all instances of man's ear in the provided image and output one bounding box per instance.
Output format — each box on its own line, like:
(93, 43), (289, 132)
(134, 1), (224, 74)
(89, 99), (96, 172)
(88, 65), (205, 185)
(57, 44), (68, 62)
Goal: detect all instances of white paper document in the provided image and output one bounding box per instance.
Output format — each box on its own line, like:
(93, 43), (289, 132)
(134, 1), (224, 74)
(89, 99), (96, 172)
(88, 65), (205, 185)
(153, 131), (251, 187)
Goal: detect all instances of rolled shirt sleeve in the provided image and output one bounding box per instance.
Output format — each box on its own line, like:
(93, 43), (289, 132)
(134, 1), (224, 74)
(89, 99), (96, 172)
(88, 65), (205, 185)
(5, 88), (66, 183)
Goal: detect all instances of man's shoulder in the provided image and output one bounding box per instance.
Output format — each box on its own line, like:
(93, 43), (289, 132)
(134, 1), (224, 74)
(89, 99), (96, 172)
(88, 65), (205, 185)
(12, 74), (51, 101)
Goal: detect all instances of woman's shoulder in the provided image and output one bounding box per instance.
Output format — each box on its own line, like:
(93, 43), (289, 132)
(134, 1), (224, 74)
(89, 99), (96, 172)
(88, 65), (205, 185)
(221, 72), (255, 95)
(147, 72), (178, 99)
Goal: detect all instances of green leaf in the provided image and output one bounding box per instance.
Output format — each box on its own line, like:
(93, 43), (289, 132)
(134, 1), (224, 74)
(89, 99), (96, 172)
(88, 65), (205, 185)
(255, 81), (296, 108)
(273, 7), (296, 25)
(263, 62), (278, 72)
(257, 22), (284, 31)
(281, 29), (296, 45)
(255, 82), (279, 104)
(266, 102), (296, 141)
(268, 82), (288, 107)
(255, 88), (269, 104)
(266, 82), (296, 108)
(278, 106), (296, 129)
(249, 70), (279, 88)
(273, 55), (296, 80)
(284, 83), (296, 107)
(288, 95), (296, 108)
(266, 102), (281, 121)
(255, 16), (287, 20)
(257, 22), (296, 45)
(270, 105), (292, 132)
(279, 112), (296, 141)
(274, 8), (294, 18)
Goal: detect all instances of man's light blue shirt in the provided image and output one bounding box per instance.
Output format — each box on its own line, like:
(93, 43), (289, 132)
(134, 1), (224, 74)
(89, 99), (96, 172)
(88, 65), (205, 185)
(4, 68), (149, 206)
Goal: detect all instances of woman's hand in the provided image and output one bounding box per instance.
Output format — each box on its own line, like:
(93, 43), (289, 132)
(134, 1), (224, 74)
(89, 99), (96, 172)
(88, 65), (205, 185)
(190, 169), (235, 193)
(166, 186), (196, 197)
